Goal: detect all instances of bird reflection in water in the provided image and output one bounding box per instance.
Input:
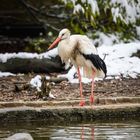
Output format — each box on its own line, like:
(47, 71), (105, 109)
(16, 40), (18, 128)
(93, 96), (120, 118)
(81, 126), (94, 140)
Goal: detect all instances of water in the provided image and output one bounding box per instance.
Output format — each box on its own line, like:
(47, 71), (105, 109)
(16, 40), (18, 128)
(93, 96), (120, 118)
(0, 121), (140, 140)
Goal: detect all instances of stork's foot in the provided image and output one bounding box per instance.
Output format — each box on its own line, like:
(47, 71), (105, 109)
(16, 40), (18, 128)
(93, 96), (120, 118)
(90, 95), (94, 104)
(79, 100), (85, 106)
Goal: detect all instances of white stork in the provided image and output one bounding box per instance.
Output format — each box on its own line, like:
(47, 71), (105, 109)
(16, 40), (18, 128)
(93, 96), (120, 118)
(48, 29), (107, 106)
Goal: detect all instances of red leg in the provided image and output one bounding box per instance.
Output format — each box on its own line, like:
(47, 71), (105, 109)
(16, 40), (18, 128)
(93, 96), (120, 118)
(91, 127), (94, 140)
(77, 67), (85, 106)
(90, 69), (95, 106)
(81, 126), (84, 140)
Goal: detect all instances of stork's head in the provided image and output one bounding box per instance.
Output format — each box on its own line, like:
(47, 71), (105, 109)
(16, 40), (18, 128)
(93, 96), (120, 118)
(48, 28), (71, 50)
(58, 28), (71, 40)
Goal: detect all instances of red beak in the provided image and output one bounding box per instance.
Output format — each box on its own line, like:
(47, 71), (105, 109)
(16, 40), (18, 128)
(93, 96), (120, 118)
(48, 37), (61, 50)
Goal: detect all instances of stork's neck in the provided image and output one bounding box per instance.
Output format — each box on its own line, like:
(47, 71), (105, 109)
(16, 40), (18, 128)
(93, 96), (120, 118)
(59, 36), (71, 47)
(58, 36), (74, 63)
(62, 35), (70, 42)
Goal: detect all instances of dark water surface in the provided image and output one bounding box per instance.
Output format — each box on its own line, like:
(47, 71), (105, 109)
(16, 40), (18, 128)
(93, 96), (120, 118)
(0, 120), (140, 140)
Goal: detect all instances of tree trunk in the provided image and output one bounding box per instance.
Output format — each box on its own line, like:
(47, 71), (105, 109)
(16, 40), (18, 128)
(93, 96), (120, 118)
(0, 56), (65, 73)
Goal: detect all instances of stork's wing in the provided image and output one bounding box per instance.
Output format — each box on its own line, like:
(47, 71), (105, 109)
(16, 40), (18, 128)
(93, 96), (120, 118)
(70, 35), (97, 54)
(70, 35), (107, 77)
(82, 53), (107, 77)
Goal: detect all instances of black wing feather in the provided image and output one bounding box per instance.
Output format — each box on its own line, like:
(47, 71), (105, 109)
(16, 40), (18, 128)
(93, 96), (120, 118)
(82, 53), (107, 76)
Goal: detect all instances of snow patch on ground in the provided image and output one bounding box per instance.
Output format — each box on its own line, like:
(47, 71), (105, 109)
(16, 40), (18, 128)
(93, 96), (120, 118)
(98, 42), (140, 78)
(30, 75), (42, 92)
(30, 75), (55, 98)
(58, 66), (92, 83)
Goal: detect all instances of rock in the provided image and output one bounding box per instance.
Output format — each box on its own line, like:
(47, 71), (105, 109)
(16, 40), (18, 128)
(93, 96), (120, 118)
(5, 133), (33, 140)
(0, 56), (64, 73)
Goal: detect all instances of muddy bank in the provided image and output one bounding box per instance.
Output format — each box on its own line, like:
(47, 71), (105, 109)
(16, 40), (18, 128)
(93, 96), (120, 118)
(0, 75), (140, 123)
(0, 75), (140, 102)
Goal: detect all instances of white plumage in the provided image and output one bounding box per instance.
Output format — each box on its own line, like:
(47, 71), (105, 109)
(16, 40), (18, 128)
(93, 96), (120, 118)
(48, 28), (107, 106)
(57, 29), (106, 78)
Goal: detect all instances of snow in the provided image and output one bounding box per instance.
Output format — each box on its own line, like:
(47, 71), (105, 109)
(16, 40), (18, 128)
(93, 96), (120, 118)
(29, 75), (55, 98)
(0, 71), (15, 77)
(49, 92), (55, 99)
(58, 66), (92, 83)
(86, 0), (99, 14)
(136, 26), (140, 38)
(92, 32), (120, 46)
(58, 66), (76, 81)
(64, 0), (99, 15)
(110, 0), (139, 24)
(98, 42), (140, 78)
(63, 0), (140, 24)
(0, 48), (58, 63)
(73, 4), (84, 13)
(39, 48), (58, 59)
(0, 52), (38, 63)
(0, 41), (140, 84)
(111, 7), (125, 23)
(30, 75), (42, 92)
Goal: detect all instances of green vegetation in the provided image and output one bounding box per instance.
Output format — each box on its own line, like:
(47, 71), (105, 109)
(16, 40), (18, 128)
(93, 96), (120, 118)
(25, 38), (47, 53)
(23, 0), (140, 52)
(62, 0), (140, 44)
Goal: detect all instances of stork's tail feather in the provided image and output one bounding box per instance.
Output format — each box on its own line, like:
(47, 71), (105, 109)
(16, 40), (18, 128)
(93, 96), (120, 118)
(97, 56), (107, 77)
(82, 54), (107, 77)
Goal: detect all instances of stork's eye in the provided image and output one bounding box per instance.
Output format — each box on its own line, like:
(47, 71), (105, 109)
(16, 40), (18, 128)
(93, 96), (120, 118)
(62, 33), (64, 36)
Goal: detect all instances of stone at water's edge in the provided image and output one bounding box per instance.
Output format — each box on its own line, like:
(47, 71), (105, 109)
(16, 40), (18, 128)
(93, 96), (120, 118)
(0, 97), (139, 123)
(0, 104), (139, 124)
(5, 133), (33, 140)
(0, 97), (140, 108)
